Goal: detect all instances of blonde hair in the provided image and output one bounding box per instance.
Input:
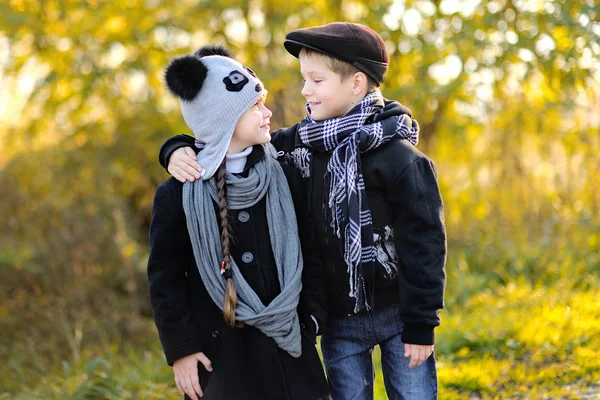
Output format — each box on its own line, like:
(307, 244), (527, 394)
(299, 47), (378, 91)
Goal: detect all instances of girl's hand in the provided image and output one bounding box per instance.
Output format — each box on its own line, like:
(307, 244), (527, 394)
(404, 343), (434, 369)
(168, 147), (204, 183)
(173, 352), (213, 399)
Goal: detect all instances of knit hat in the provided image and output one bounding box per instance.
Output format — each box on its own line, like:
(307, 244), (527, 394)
(165, 45), (266, 180)
(284, 22), (389, 85)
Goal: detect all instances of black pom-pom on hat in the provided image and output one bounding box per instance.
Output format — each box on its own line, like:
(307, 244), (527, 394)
(194, 45), (233, 59)
(165, 55), (208, 101)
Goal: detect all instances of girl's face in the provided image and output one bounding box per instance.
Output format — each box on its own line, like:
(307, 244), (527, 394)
(228, 97), (272, 153)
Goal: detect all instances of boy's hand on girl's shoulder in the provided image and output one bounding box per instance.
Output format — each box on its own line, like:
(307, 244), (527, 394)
(168, 147), (204, 183)
(404, 343), (434, 369)
(173, 352), (213, 399)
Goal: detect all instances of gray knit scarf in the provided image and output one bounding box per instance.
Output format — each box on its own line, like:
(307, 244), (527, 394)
(298, 90), (419, 313)
(182, 145), (303, 357)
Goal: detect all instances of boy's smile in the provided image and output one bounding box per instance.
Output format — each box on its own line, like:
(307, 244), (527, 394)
(299, 54), (357, 121)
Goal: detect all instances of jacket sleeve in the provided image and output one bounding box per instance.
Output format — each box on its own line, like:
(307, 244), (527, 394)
(283, 163), (328, 337)
(270, 124), (299, 153)
(147, 182), (204, 365)
(297, 207), (328, 337)
(158, 134), (197, 171)
(387, 157), (447, 345)
(159, 124), (299, 172)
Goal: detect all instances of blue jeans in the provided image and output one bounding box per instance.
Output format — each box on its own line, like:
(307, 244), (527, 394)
(321, 304), (437, 400)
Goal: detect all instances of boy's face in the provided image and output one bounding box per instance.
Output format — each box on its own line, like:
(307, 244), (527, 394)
(299, 53), (356, 121)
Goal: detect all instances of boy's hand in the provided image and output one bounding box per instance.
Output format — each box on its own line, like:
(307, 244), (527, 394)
(168, 147), (203, 183)
(173, 352), (212, 399)
(404, 343), (434, 368)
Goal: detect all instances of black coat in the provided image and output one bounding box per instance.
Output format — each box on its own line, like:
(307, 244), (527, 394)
(159, 101), (447, 346)
(148, 145), (329, 400)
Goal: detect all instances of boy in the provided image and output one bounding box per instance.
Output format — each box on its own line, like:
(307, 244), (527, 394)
(159, 22), (446, 400)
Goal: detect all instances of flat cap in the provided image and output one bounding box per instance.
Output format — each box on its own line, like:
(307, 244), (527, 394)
(284, 22), (389, 85)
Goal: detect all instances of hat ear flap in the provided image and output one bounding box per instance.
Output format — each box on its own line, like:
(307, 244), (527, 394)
(194, 45), (233, 59)
(165, 55), (208, 101)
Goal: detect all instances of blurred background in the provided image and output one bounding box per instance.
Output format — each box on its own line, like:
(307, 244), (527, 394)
(0, 0), (598, 399)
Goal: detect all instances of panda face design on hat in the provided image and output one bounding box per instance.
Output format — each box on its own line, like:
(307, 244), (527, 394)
(164, 45), (267, 180)
(223, 70), (249, 92)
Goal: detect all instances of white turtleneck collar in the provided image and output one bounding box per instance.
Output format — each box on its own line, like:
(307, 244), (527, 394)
(225, 146), (253, 174)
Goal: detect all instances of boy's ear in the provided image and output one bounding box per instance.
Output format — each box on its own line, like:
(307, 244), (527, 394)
(352, 71), (368, 95)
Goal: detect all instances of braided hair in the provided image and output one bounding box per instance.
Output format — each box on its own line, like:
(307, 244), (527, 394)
(215, 160), (238, 327)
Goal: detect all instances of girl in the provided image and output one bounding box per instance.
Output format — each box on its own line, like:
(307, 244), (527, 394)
(147, 45), (329, 400)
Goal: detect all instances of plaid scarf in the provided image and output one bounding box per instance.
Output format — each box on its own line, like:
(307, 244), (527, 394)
(298, 90), (419, 312)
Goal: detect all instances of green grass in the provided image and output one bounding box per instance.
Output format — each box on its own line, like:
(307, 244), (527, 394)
(3, 281), (600, 399)
(437, 282), (600, 399)
(1, 350), (180, 400)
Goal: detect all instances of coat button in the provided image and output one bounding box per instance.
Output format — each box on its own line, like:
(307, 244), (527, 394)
(211, 330), (220, 339)
(241, 252), (254, 263)
(238, 211), (250, 223)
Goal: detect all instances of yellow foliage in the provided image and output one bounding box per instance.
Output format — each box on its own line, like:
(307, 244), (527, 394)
(104, 16), (127, 34)
(0, 0), (599, 397)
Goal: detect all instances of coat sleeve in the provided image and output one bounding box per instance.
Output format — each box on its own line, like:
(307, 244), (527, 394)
(148, 182), (204, 365)
(387, 157), (447, 345)
(158, 134), (197, 171)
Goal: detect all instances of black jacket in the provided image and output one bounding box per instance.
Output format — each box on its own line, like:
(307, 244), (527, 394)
(148, 145), (329, 399)
(159, 101), (447, 345)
